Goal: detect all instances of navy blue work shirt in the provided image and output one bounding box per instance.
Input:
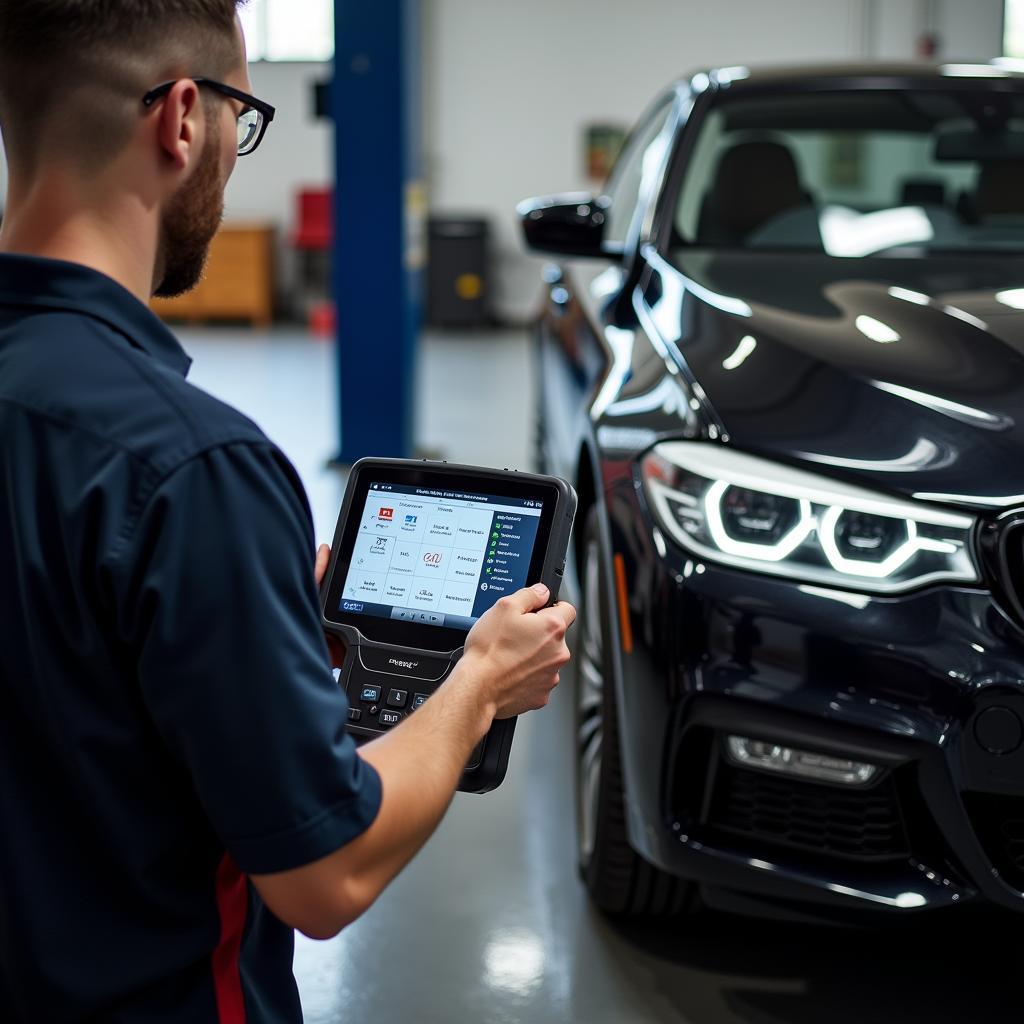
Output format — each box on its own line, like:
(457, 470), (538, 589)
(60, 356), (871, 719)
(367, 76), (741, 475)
(0, 255), (382, 1023)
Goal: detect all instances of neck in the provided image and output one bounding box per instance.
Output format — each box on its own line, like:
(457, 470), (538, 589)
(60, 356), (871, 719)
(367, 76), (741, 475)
(0, 166), (160, 304)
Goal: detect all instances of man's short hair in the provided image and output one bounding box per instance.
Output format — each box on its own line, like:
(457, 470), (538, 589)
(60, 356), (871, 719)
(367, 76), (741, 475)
(0, 1), (244, 174)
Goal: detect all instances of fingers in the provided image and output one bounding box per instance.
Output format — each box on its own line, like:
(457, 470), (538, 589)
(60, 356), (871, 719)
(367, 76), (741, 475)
(500, 582), (551, 615)
(314, 544), (331, 587)
(538, 601), (577, 631)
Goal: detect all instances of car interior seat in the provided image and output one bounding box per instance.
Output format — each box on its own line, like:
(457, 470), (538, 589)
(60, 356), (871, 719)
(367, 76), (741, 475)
(899, 179), (946, 207)
(697, 140), (812, 245)
(957, 161), (1024, 223)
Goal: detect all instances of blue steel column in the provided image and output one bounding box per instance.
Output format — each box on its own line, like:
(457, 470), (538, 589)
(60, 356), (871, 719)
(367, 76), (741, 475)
(332, 0), (424, 462)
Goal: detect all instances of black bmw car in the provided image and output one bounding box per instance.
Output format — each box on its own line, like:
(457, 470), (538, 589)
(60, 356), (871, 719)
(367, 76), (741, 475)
(519, 63), (1024, 922)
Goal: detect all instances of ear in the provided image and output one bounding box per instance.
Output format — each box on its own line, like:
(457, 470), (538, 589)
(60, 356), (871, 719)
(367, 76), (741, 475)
(155, 79), (204, 172)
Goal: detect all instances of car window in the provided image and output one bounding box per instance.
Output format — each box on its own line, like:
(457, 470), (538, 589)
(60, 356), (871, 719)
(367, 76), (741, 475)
(604, 96), (676, 248)
(672, 87), (1024, 256)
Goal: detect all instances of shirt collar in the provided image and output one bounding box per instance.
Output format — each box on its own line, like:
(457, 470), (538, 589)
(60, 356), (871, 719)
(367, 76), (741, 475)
(0, 253), (192, 377)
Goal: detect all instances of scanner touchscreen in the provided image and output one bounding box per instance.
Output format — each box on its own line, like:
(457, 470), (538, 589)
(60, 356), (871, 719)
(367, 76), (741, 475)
(338, 482), (544, 633)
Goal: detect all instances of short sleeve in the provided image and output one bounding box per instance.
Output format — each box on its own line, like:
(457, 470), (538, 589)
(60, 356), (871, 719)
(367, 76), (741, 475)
(111, 442), (381, 874)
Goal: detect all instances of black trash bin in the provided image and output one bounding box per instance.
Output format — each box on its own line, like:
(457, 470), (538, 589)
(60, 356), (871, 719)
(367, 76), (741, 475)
(426, 216), (490, 328)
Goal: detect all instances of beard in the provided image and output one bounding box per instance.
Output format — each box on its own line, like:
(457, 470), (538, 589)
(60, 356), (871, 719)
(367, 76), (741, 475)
(153, 125), (225, 299)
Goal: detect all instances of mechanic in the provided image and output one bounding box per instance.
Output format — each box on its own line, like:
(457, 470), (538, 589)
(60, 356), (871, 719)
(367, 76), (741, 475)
(0, 2), (576, 1021)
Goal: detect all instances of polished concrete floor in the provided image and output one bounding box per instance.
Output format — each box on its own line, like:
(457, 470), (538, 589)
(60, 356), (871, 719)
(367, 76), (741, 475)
(182, 327), (1023, 1024)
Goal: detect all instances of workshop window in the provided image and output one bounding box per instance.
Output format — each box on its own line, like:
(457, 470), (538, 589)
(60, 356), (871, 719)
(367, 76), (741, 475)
(241, 0), (333, 62)
(1007, 0), (1024, 57)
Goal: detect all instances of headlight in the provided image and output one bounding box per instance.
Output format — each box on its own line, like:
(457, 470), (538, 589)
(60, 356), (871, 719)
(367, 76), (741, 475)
(641, 442), (978, 593)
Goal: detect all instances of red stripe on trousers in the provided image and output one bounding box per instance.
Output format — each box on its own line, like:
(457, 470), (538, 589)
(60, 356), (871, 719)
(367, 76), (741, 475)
(213, 853), (248, 1024)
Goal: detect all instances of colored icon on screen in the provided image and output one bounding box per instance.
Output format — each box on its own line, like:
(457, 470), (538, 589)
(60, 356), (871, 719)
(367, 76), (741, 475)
(379, 507), (394, 521)
(405, 514), (418, 525)
(480, 583), (489, 591)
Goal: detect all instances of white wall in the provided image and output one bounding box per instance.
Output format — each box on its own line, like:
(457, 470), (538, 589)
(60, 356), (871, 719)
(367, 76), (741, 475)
(424, 0), (1006, 322)
(223, 60), (333, 312)
(223, 61), (332, 225)
(874, 0), (1004, 61)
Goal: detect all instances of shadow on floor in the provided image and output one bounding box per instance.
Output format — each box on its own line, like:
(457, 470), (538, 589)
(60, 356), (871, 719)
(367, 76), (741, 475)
(609, 907), (1019, 1023)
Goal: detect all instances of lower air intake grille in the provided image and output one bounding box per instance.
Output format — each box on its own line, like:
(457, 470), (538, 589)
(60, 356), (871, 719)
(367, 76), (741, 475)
(708, 762), (910, 862)
(965, 794), (1024, 892)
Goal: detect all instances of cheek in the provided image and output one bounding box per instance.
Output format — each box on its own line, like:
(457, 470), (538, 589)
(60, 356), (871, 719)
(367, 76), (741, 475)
(221, 135), (238, 181)
(220, 110), (238, 177)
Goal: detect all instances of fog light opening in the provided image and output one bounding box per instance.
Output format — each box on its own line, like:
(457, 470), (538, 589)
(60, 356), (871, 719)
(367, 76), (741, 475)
(726, 735), (880, 787)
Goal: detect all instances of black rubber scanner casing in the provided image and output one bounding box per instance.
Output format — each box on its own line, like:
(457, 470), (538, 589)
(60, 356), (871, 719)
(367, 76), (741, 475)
(320, 458), (577, 793)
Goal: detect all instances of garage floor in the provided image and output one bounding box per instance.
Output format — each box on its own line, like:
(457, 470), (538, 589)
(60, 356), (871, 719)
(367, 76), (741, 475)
(182, 327), (1022, 1024)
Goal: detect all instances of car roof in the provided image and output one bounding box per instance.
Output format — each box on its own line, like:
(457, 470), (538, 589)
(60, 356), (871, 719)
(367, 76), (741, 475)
(680, 61), (1024, 92)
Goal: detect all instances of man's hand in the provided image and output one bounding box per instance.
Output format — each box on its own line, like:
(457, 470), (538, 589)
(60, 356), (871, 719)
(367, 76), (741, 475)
(314, 544), (346, 668)
(251, 576), (576, 940)
(459, 583), (576, 719)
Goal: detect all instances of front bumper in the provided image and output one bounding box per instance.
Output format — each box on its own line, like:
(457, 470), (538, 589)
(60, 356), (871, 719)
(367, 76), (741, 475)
(603, 464), (1024, 916)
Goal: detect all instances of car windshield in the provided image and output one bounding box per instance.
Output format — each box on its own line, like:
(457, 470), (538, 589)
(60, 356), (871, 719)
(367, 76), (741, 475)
(673, 86), (1024, 257)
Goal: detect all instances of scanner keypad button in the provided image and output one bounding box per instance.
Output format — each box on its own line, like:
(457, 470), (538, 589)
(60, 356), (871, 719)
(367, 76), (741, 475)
(347, 708), (362, 723)
(386, 689), (408, 708)
(378, 709), (403, 727)
(412, 693), (429, 710)
(360, 684), (382, 703)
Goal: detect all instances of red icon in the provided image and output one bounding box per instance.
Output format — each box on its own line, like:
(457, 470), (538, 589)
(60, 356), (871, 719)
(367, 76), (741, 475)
(379, 507), (394, 521)
(423, 552), (442, 565)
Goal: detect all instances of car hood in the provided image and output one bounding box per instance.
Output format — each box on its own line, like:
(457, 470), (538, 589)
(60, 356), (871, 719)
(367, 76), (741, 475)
(648, 250), (1024, 510)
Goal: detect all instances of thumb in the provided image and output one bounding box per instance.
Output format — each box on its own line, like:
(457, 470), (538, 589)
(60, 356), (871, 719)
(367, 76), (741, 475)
(502, 582), (550, 614)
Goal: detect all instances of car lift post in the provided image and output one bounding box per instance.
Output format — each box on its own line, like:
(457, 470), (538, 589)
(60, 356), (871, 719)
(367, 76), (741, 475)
(331, 0), (424, 463)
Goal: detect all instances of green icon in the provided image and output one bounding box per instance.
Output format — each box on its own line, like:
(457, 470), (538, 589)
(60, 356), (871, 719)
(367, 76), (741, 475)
(486, 568), (492, 574)
(486, 558), (494, 564)
(491, 532), (499, 539)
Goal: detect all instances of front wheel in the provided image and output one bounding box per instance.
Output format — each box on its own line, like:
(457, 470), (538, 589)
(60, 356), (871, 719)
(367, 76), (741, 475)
(575, 510), (695, 917)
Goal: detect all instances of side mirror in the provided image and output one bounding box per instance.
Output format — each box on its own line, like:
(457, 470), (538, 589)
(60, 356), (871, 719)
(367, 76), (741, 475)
(517, 192), (611, 258)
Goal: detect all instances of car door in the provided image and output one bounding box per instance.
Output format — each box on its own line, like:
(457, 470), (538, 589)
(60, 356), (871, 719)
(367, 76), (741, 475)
(537, 92), (681, 481)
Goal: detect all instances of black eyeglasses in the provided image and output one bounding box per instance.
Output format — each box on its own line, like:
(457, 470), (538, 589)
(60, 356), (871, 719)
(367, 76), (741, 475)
(142, 78), (276, 156)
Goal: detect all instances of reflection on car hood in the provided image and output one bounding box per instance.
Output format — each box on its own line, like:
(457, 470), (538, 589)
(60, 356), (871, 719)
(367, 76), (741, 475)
(653, 250), (1024, 509)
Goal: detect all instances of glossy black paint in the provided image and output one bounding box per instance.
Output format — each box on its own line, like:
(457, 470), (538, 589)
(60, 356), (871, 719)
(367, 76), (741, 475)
(516, 193), (611, 258)
(646, 249), (1024, 501)
(521, 63), (1024, 919)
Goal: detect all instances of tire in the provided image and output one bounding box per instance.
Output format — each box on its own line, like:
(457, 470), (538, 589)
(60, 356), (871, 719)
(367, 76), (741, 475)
(575, 509), (696, 918)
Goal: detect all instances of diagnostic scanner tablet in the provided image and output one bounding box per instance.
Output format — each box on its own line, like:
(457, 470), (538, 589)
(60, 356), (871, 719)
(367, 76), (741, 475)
(321, 459), (577, 793)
